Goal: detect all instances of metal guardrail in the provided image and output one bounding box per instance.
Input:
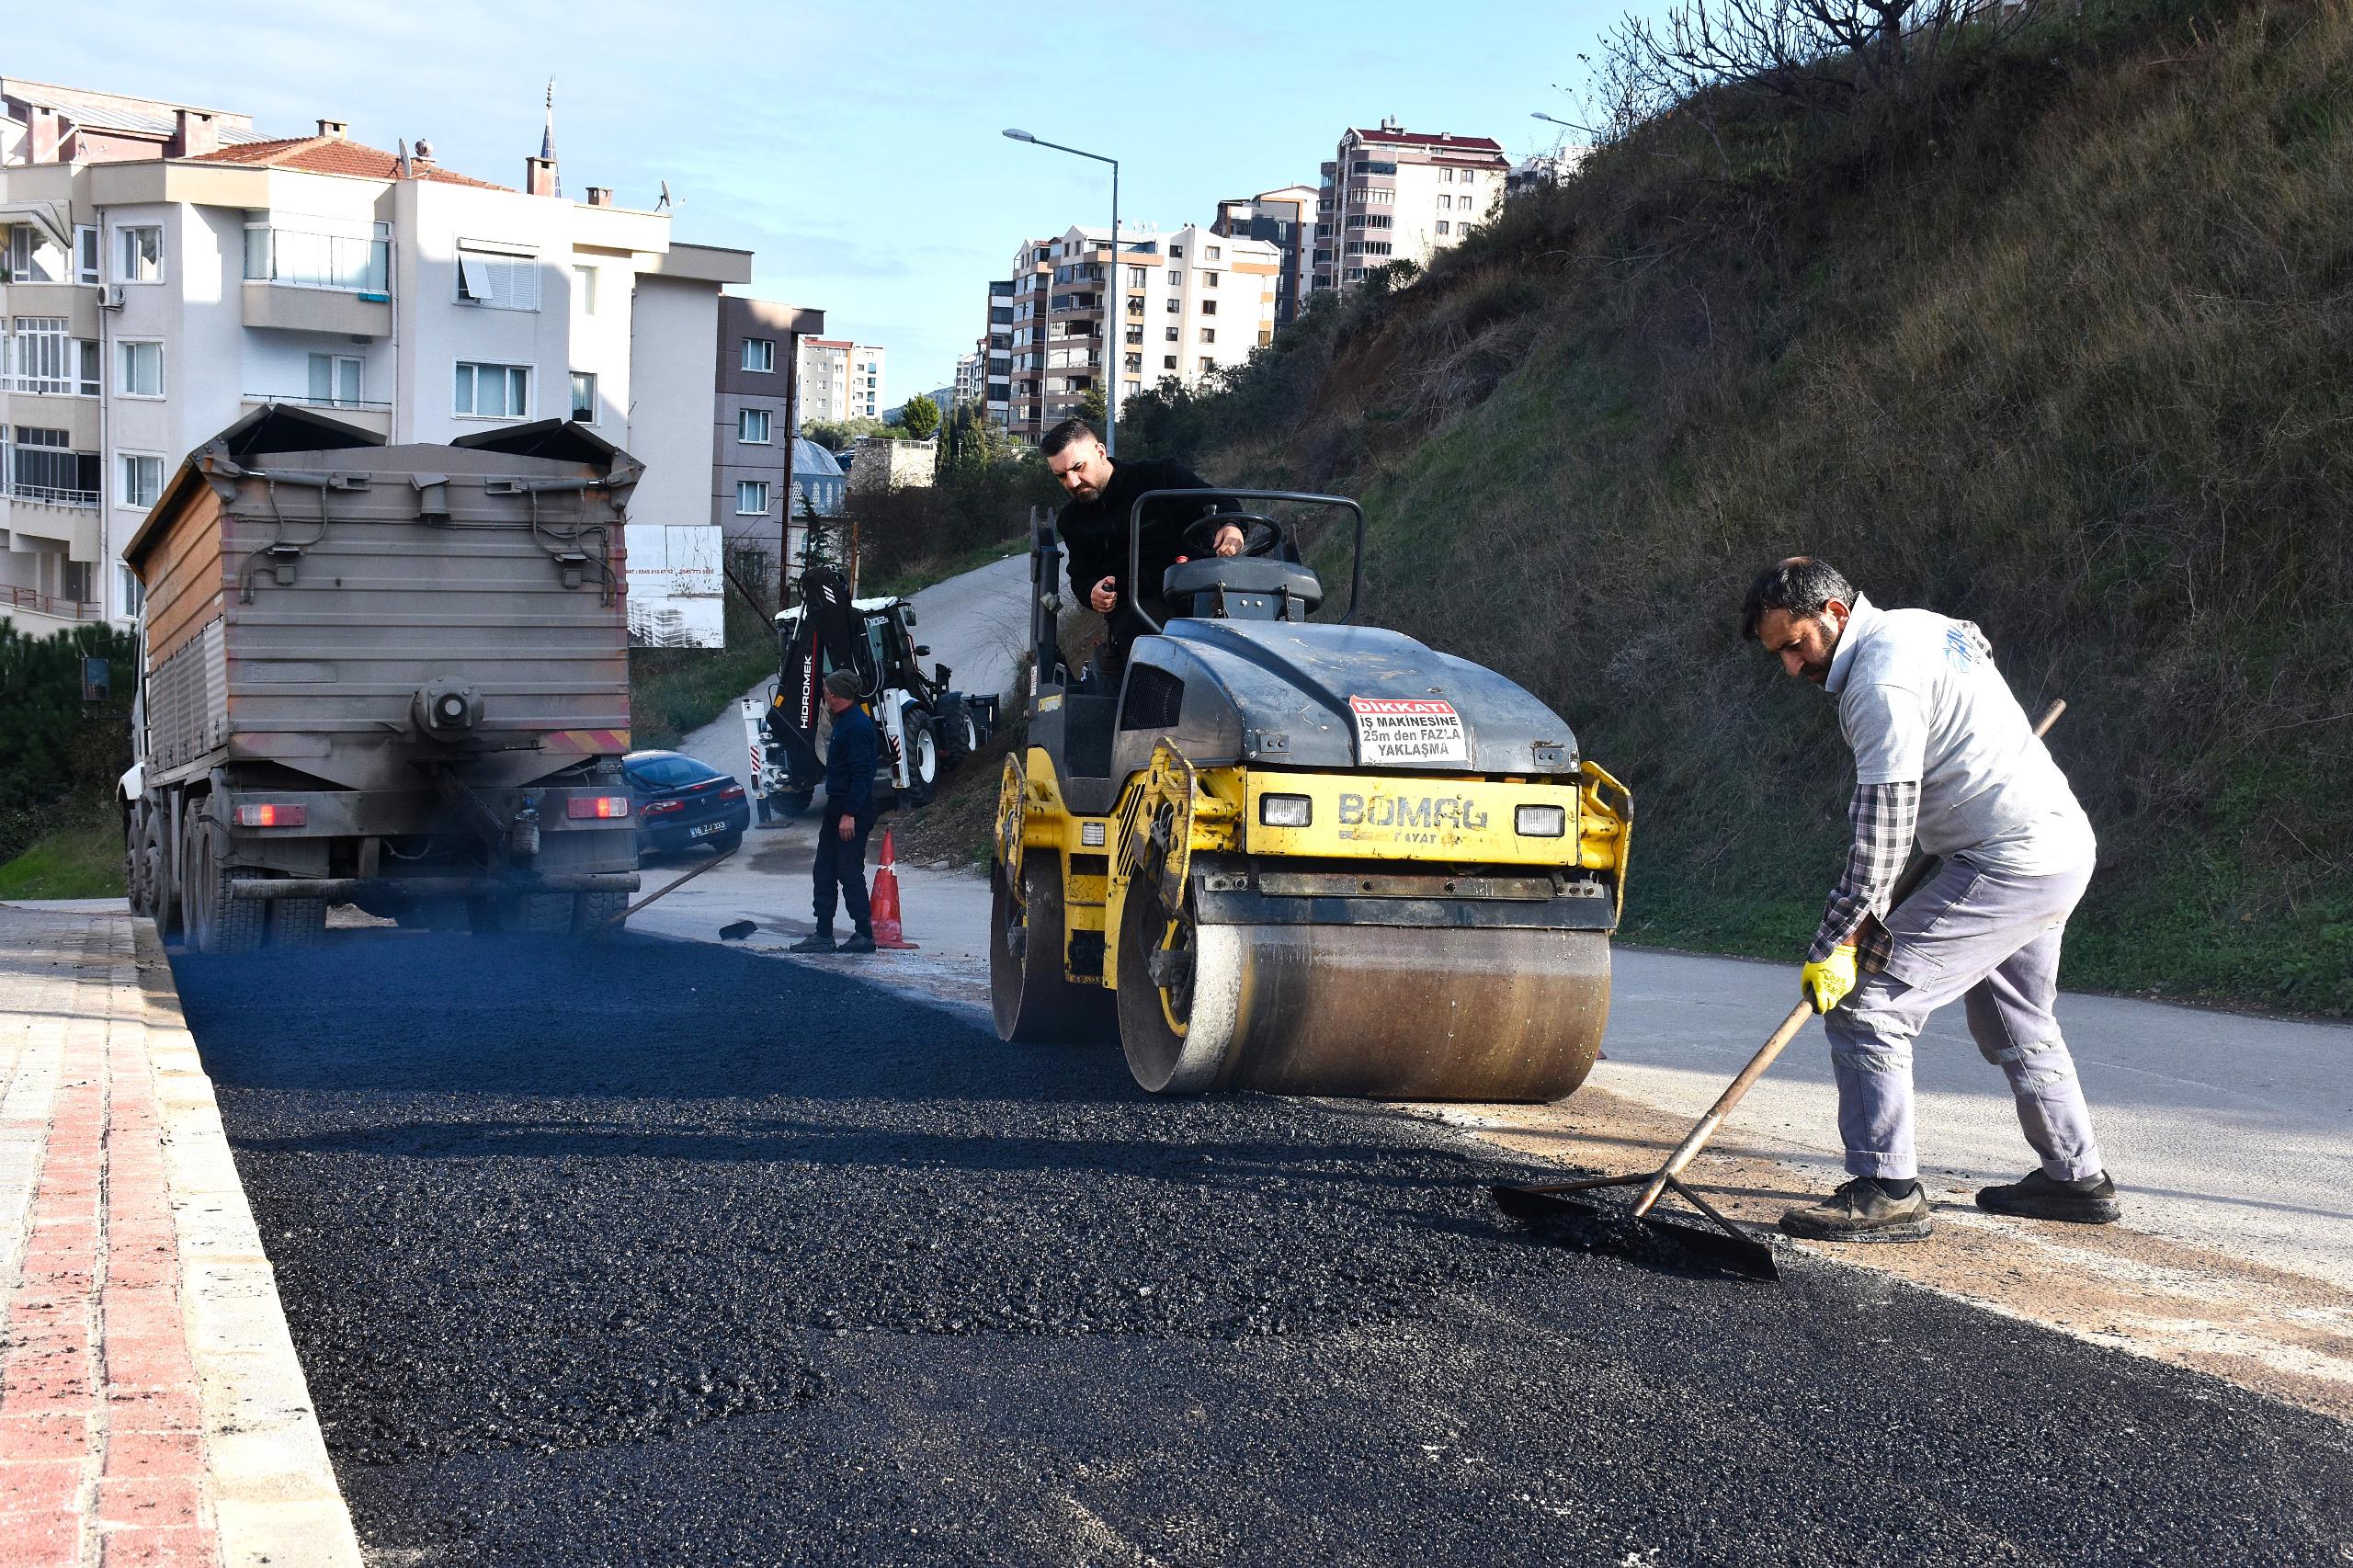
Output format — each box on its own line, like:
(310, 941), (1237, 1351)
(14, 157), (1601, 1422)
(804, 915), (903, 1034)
(5, 483), (100, 510)
(1, 585), (102, 619)
(238, 393), (395, 414)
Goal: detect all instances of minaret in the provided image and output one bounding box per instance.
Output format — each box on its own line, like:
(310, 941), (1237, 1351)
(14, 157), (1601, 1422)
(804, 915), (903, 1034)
(540, 79), (560, 199)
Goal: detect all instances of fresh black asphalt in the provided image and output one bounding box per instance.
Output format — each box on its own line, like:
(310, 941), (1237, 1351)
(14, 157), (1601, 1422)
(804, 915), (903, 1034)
(173, 930), (2353, 1566)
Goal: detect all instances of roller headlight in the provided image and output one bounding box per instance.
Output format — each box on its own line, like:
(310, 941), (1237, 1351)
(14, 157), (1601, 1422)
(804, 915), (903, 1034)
(1515, 804), (1567, 837)
(1259, 794), (1313, 828)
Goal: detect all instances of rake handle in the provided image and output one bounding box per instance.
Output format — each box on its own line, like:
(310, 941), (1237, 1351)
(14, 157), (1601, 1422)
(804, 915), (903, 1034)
(1627, 698), (2066, 1219)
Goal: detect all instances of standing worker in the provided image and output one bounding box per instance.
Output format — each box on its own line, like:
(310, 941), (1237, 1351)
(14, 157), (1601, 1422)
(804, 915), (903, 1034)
(1040, 418), (1245, 684)
(1742, 558), (2123, 1242)
(790, 671), (879, 956)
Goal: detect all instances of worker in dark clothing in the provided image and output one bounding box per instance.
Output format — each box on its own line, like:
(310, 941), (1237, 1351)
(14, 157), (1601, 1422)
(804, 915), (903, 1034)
(1041, 418), (1244, 682)
(790, 671), (879, 955)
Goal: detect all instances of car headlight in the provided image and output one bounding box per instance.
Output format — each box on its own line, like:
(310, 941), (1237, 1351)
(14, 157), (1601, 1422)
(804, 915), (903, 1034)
(1259, 793), (1313, 828)
(1515, 804), (1567, 837)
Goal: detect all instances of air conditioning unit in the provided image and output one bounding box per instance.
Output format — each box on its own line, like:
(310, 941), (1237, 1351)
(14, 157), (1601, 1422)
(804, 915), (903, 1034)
(98, 285), (127, 311)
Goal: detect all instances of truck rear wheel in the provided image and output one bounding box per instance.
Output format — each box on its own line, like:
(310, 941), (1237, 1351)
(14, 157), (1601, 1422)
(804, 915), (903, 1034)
(185, 811), (263, 957)
(270, 897), (326, 948)
(572, 890), (629, 938)
(991, 858), (1115, 1044)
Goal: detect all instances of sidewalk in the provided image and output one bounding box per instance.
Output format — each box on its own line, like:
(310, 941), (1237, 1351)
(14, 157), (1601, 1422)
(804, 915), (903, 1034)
(0, 901), (358, 1567)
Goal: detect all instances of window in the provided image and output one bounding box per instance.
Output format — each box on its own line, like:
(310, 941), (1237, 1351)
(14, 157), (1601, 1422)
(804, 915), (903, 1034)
(307, 353), (363, 407)
(117, 340), (164, 398)
(1165, 298), (1179, 313)
(1438, 195), (1451, 210)
(1124, 353), (1142, 373)
(74, 340), (101, 397)
(742, 337), (775, 372)
(1200, 300), (1217, 315)
(1163, 355), (1177, 370)
(1199, 327), (1215, 343)
(117, 563), (145, 618)
(453, 361), (530, 418)
(1199, 358), (1214, 373)
(738, 407), (772, 444)
(1436, 221), (1451, 236)
(62, 561), (93, 604)
(736, 481), (770, 516)
(1164, 324), (1178, 342)
(1127, 267), (1147, 287)
(455, 245), (540, 310)
(1205, 244), (1222, 260)
(119, 453), (164, 510)
(5, 228), (63, 284)
(116, 225), (163, 283)
(570, 371), (597, 422)
(1203, 271), (1219, 289)
(74, 227), (100, 286)
(1165, 268), (1181, 285)
(1442, 168), (1456, 183)
(1170, 244), (1185, 258)
(574, 265), (597, 314)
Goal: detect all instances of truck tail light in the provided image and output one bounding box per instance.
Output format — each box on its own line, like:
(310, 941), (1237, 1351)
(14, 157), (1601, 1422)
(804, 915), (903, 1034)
(716, 784), (745, 803)
(233, 803), (307, 828)
(640, 799), (683, 818)
(567, 796), (631, 820)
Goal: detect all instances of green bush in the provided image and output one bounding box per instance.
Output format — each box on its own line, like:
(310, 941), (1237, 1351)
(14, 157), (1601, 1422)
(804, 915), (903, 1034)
(0, 621), (138, 866)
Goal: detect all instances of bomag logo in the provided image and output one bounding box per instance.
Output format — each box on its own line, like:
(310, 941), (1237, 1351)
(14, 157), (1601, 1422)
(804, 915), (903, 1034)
(1335, 792), (1488, 844)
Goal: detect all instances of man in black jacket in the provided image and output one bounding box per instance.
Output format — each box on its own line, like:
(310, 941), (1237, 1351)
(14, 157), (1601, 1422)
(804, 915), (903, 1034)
(790, 671), (880, 955)
(1042, 418), (1243, 679)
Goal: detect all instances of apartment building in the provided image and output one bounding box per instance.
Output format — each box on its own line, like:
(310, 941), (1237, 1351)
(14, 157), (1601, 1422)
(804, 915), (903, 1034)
(1312, 119), (1509, 293)
(951, 350), (982, 408)
(1212, 185), (1318, 330)
(0, 79), (752, 646)
(796, 337), (886, 425)
(712, 295), (823, 594)
(1000, 223), (1279, 444)
(982, 278), (1013, 426)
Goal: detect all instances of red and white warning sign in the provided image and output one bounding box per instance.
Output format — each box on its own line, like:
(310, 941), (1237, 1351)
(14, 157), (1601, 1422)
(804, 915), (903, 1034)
(1348, 696), (1469, 765)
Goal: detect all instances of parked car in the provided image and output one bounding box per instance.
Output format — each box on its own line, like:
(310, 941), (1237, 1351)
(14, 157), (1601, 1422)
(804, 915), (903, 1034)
(624, 751), (749, 862)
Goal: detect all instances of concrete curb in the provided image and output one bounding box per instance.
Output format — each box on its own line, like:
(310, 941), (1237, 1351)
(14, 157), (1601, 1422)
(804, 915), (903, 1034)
(132, 918), (364, 1567)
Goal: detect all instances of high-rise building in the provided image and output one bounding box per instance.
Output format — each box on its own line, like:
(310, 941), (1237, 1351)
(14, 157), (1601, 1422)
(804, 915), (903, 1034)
(796, 338), (886, 425)
(1213, 185), (1318, 330)
(1001, 223), (1279, 445)
(1313, 119), (1509, 294)
(982, 279), (1013, 426)
(713, 296), (823, 595)
(0, 78), (752, 644)
(951, 351), (982, 408)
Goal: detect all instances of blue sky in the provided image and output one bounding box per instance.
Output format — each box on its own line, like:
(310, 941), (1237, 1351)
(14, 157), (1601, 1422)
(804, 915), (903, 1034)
(12, 0), (1632, 397)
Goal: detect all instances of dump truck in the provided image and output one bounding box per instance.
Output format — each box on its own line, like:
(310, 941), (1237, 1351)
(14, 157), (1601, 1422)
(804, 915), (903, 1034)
(992, 490), (1631, 1100)
(119, 405), (642, 953)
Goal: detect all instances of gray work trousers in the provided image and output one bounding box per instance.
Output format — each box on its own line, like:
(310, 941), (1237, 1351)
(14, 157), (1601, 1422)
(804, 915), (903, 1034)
(1826, 858), (2104, 1183)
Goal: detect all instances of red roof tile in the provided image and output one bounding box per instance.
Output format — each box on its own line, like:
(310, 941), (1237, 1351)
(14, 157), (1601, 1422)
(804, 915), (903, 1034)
(190, 134), (509, 189)
(1350, 127), (1507, 155)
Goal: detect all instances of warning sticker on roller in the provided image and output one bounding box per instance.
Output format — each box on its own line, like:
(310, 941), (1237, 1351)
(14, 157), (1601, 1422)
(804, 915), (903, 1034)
(1348, 696), (1468, 765)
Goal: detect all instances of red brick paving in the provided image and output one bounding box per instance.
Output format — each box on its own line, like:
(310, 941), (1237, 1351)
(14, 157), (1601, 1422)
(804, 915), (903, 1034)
(2, 919), (218, 1566)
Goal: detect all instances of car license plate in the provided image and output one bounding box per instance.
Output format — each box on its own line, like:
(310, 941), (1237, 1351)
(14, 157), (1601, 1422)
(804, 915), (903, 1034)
(689, 820), (725, 838)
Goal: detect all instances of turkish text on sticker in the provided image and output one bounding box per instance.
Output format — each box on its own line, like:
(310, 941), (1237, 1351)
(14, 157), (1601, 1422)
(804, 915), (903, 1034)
(1348, 696), (1468, 765)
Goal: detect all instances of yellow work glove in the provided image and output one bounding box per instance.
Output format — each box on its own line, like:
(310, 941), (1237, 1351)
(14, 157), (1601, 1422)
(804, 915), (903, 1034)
(1801, 943), (1858, 1015)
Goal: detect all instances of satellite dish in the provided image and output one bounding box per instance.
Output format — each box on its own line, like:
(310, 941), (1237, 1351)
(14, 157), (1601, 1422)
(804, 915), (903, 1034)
(656, 180), (674, 210)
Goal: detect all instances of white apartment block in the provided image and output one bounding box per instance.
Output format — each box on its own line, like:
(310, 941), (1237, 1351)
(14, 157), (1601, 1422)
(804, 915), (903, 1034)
(1313, 119), (1509, 293)
(0, 81), (750, 644)
(796, 337), (885, 425)
(1001, 223), (1279, 444)
(951, 349), (981, 408)
(1213, 185), (1318, 331)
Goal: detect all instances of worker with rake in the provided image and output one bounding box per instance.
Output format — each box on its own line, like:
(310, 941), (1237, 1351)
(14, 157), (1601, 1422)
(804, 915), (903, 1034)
(1744, 559), (2124, 1243)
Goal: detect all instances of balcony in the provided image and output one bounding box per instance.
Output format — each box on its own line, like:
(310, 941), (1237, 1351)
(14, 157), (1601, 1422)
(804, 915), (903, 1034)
(238, 392), (393, 437)
(242, 227), (392, 336)
(0, 584), (102, 623)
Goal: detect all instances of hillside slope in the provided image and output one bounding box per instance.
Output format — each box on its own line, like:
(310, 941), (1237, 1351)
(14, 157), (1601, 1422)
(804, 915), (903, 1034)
(1147, 0), (2353, 1011)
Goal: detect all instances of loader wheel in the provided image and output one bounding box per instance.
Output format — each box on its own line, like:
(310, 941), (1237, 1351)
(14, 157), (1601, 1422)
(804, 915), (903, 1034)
(991, 858), (1115, 1044)
(1115, 876), (1243, 1095)
(900, 707), (940, 806)
(938, 697), (976, 776)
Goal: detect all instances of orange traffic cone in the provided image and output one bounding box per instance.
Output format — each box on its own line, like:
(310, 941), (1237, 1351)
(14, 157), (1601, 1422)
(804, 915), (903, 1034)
(870, 828), (918, 949)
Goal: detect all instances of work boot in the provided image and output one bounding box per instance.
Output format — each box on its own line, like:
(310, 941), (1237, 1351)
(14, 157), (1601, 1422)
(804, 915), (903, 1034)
(1779, 1176), (1933, 1243)
(837, 931), (876, 955)
(789, 931), (837, 954)
(1974, 1168), (2122, 1224)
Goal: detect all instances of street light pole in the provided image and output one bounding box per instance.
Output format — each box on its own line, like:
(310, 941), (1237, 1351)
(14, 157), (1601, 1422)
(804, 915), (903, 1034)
(1004, 127), (1120, 457)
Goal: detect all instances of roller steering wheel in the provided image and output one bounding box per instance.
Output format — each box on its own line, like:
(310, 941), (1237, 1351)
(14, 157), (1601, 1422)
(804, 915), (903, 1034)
(1183, 512), (1283, 561)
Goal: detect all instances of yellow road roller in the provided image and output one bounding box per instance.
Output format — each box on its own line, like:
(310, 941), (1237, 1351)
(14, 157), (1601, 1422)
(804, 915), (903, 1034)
(991, 490), (1631, 1100)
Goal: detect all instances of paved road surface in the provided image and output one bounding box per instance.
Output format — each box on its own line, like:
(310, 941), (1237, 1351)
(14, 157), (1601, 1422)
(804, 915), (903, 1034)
(174, 931), (2351, 1566)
